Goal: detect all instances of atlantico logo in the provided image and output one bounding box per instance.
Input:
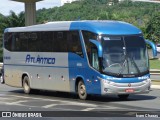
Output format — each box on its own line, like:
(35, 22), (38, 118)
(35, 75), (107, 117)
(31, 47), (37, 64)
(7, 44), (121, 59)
(25, 54), (55, 65)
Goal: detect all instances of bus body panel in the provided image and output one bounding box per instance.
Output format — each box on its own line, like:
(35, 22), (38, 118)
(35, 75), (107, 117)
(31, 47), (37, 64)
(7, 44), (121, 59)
(4, 49), (71, 92)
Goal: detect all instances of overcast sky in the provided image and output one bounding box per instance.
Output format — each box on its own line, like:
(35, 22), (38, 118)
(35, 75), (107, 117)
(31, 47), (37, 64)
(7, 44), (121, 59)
(0, 0), (61, 16)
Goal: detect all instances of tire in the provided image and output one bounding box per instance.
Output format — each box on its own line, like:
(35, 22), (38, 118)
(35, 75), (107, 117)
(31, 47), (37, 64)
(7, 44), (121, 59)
(118, 94), (129, 99)
(78, 80), (87, 100)
(23, 76), (32, 94)
(0, 75), (4, 84)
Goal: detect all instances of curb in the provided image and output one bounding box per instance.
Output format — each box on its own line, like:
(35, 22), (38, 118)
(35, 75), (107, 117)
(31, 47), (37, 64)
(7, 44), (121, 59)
(151, 85), (160, 89)
(150, 73), (160, 75)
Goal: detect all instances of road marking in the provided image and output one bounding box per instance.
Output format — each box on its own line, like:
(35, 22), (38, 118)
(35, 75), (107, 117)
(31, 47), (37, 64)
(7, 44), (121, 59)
(6, 100), (28, 105)
(81, 108), (95, 111)
(8, 95), (97, 107)
(61, 101), (98, 107)
(42, 104), (57, 108)
(0, 97), (11, 100)
(9, 95), (58, 101)
(125, 112), (137, 116)
(0, 94), (5, 96)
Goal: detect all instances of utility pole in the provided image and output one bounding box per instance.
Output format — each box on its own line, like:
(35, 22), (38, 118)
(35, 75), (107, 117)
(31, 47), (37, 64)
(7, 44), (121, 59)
(11, 0), (43, 26)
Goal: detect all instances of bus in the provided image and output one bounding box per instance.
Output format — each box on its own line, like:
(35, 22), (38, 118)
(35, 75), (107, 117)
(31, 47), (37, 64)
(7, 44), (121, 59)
(3, 20), (157, 100)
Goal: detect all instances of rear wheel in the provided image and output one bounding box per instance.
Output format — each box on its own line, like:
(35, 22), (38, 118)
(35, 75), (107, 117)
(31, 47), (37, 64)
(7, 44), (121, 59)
(78, 80), (87, 100)
(118, 94), (129, 99)
(23, 76), (32, 94)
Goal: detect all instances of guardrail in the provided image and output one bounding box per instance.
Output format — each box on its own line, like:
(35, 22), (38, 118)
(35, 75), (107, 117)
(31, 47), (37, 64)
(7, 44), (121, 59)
(150, 69), (160, 75)
(0, 63), (3, 68)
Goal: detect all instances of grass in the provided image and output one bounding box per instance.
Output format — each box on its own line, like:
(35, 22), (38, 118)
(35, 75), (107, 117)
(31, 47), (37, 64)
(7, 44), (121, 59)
(149, 59), (160, 70)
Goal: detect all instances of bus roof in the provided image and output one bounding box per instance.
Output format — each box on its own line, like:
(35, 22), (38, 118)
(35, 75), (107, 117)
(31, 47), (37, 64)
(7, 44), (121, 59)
(4, 20), (142, 35)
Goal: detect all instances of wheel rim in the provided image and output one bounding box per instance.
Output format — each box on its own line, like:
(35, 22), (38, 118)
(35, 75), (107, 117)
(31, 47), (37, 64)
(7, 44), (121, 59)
(24, 81), (29, 92)
(79, 82), (86, 97)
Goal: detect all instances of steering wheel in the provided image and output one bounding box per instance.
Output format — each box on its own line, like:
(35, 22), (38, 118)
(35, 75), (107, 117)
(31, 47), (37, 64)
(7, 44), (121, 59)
(108, 63), (121, 67)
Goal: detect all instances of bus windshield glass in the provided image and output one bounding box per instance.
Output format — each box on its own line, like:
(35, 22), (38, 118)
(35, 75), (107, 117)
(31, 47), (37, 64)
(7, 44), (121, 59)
(102, 35), (149, 77)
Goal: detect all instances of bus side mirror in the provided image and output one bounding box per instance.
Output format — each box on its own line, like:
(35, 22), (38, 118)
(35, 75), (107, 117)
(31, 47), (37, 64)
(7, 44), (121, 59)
(145, 39), (157, 58)
(89, 39), (103, 57)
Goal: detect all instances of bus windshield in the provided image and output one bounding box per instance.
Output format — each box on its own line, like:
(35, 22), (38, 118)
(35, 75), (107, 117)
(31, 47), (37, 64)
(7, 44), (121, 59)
(102, 35), (149, 77)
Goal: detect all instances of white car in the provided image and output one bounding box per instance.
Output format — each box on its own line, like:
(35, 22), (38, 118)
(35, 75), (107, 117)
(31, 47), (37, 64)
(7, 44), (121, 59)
(157, 44), (160, 53)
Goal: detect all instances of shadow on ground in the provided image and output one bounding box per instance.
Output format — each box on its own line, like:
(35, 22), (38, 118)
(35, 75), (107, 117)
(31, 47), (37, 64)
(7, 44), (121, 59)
(9, 89), (157, 103)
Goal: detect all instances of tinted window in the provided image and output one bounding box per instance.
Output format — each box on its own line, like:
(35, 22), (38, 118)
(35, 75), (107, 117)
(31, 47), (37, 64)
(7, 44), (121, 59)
(4, 31), (83, 56)
(82, 31), (98, 62)
(53, 31), (68, 52)
(68, 31), (83, 56)
(4, 33), (12, 51)
(40, 32), (53, 52)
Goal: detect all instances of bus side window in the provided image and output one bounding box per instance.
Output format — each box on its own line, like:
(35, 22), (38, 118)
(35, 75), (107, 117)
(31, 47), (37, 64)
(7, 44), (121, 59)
(82, 30), (98, 65)
(91, 46), (99, 70)
(28, 32), (40, 52)
(40, 32), (53, 52)
(4, 33), (12, 51)
(19, 33), (28, 51)
(52, 31), (67, 52)
(67, 31), (83, 57)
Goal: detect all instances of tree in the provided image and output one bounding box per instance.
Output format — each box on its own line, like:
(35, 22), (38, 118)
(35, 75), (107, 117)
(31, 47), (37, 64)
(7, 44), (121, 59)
(1, 11), (25, 32)
(146, 12), (160, 44)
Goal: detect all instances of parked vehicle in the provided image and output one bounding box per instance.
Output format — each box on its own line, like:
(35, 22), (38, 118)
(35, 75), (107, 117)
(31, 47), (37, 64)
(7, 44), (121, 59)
(157, 44), (160, 53)
(0, 66), (4, 84)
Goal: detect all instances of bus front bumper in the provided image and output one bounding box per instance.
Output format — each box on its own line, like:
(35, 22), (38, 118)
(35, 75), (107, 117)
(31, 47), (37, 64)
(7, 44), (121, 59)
(100, 79), (151, 95)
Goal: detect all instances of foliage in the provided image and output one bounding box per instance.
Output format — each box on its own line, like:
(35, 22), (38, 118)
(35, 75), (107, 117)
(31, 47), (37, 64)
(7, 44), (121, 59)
(146, 12), (160, 44)
(150, 59), (160, 70)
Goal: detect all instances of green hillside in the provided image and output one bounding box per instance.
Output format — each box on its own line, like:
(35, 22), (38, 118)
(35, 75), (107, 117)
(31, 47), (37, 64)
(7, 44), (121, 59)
(36, 0), (160, 43)
(0, 0), (160, 62)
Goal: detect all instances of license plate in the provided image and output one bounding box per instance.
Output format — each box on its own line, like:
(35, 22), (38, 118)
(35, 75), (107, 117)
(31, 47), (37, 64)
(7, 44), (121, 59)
(125, 89), (134, 93)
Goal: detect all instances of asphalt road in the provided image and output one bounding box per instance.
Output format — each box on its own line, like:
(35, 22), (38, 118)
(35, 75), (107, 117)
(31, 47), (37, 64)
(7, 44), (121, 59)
(0, 83), (160, 120)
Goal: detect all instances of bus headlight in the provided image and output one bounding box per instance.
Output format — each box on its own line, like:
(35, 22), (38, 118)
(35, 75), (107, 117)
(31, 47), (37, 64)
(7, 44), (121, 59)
(97, 76), (113, 84)
(142, 79), (151, 83)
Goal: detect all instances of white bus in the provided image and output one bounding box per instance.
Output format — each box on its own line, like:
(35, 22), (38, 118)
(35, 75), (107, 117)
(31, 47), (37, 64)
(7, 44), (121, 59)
(3, 21), (157, 100)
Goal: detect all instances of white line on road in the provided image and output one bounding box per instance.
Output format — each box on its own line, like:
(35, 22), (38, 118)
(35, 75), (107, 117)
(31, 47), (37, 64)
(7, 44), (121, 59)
(0, 94), (5, 96)
(42, 104), (57, 108)
(6, 100), (28, 105)
(0, 97), (11, 100)
(8, 94), (98, 107)
(81, 108), (95, 111)
(60, 101), (98, 107)
(9, 95), (58, 101)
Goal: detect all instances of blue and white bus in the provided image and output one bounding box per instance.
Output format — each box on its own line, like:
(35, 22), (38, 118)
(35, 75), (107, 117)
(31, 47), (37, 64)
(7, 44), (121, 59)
(3, 20), (157, 99)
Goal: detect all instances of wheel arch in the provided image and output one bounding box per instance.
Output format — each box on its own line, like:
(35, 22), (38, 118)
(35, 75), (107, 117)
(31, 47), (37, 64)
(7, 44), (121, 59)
(75, 76), (85, 93)
(21, 72), (30, 87)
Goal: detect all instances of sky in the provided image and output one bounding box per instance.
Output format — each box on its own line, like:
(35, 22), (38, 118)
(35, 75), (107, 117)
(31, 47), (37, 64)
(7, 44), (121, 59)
(0, 0), (61, 16)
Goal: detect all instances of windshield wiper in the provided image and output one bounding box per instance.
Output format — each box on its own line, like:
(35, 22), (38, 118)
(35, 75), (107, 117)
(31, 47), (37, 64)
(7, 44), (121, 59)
(117, 54), (141, 76)
(117, 54), (127, 76)
(128, 55), (141, 74)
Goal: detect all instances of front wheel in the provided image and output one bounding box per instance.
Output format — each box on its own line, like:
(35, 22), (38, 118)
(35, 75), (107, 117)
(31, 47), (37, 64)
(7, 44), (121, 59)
(118, 94), (129, 99)
(23, 76), (32, 94)
(78, 81), (87, 100)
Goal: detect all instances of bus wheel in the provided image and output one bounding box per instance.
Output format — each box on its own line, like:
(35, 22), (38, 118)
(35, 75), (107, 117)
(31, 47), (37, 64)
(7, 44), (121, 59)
(118, 94), (129, 99)
(78, 81), (87, 100)
(23, 76), (31, 94)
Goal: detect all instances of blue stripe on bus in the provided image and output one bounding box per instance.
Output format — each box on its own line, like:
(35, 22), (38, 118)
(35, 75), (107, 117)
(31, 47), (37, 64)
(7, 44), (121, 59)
(70, 21), (142, 35)
(101, 74), (150, 83)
